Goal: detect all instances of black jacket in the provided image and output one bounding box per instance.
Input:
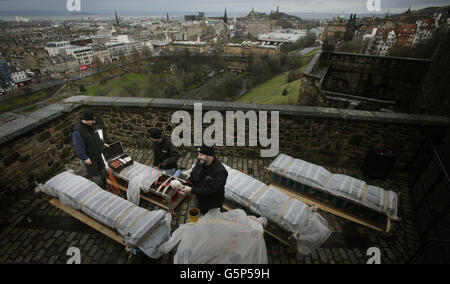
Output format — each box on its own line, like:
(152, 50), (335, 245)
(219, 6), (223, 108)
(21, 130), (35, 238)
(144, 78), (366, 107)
(73, 121), (104, 161)
(152, 136), (181, 169)
(188, 157), (228, 215)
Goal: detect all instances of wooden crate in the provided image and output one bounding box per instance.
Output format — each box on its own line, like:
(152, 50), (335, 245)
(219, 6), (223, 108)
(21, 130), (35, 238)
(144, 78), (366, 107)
(106, 172), (187, 215)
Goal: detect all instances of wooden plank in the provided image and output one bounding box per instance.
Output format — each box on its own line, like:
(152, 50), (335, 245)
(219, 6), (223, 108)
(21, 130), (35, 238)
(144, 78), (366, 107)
(48, 198), (125, 245)
(170, 192), (187, 211)
(141, 194), (170, 210)
(264, 168), (369, 210)
(223, 202), (291, 246)
(269, 183), (390, 233)
(156, 176), (172, 193)
(107, 178), (170, 210)
(106, 179), (128, 192)
(161, 177), (174, 196)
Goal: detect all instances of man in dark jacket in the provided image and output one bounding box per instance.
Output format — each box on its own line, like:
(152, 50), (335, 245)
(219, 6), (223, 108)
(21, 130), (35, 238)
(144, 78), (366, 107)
(72, 109), (109, 188)
(180, 145), (228, 215)
(150, 128), (182, 178)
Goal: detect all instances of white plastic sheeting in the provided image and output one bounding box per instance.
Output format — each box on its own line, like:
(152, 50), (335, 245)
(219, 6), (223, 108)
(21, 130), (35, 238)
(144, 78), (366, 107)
(111, 161), (158, 183)
(224, 166), (332, 255)
(107, 161), (160, 205)
(268, 154), (399, 220)
(40, 171), (172, 258)
(158, 208), (268, 264)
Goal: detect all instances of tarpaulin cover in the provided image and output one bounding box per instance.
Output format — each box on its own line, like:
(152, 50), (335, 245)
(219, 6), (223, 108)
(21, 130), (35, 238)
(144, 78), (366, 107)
(158, 208), (268, 264)
(41, 171), (171, 258)
(223, 165), (332, 255)
(268, 154), (399, 219)
(107, 161), (160, 205)
(109, 160), (158, 183)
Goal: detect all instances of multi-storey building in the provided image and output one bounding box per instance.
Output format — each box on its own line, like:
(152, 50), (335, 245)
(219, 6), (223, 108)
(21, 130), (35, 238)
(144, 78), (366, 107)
(90, 45), (112, 63)
(396, 23), (417, 48)
(247, 20), (273, 36)
(224, 41), (280, 56)
(363, 27), (396, 56)
(105, 42), (128, 61)
(170, 41), (210, 54)
(183, 22), (206, 41)
(0, 58), (13, 88)
(40, 55), (78, 73)
(65, 46), (94, 67)
(127, 41), (145, 55)
(413, 18), (435, 47)
(44, 41), (71, 56)
(10, 66), (30, 85)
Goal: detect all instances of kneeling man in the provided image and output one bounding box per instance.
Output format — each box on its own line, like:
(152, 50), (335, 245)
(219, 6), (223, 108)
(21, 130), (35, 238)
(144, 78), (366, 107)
(180, 145), (228, 215)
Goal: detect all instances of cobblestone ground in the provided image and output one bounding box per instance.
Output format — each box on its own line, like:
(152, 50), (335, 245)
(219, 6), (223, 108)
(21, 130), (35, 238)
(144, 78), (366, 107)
(0, 147), (421, 264)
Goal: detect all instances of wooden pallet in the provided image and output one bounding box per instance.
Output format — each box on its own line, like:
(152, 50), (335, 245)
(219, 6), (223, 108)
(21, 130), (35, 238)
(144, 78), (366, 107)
(269, 182), (391, 233)
(106, 175), (186, 215)
(222, 201), (295, 248)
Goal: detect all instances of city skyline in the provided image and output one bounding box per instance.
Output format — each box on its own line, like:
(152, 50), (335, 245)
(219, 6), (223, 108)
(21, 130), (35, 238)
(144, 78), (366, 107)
(0, 0), (449, 17)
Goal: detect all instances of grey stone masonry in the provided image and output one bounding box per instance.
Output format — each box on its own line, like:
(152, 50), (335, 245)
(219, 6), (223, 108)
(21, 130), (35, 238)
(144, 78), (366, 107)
(61, 96), (450, 125)
(1, 96), (449, 199)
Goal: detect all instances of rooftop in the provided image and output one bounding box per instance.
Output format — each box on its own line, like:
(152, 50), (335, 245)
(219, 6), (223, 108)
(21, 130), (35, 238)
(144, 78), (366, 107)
(0, 146), (420, 264)
(105, 42), (127, 47)
(0, 96), (448, 264)
(173, 41), (208, 46)
(68, 46), (92, 53)
(258, 31), (306, 43)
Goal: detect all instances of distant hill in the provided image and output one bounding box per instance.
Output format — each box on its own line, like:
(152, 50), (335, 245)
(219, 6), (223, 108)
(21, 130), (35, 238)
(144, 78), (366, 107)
(389, 5), (450, 18)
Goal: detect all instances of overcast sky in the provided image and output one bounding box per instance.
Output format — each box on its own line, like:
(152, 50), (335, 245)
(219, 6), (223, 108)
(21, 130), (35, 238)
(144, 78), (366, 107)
(0, 0), (449, 15)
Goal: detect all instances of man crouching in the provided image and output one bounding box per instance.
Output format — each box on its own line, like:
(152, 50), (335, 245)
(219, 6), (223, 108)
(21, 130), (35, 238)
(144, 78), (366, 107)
(180, 145), (228, 215)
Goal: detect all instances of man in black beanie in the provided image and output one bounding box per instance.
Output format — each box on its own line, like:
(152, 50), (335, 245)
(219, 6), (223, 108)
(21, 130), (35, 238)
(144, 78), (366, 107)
(73, 109), (109, 188)
(150, 128), (182, 178)
(180, 145), (228, 215)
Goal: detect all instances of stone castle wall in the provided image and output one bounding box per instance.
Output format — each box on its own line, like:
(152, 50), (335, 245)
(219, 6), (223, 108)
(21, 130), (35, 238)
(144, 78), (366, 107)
(1, 96), (449, 201)
(299, 51), (431, 111)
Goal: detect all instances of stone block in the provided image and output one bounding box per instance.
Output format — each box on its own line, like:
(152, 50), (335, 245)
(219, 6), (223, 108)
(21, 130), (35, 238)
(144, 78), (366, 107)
(63, 95), (90, 104)
(112, 97), (153, 108)
(84, 96), (121, 106)
(183, 100), (231, 111)
(339, 109), (376, 122)
(149, 98), (185, 109)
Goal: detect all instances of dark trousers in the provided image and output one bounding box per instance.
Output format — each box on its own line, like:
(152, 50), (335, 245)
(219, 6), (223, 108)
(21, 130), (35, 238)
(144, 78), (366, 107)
(194, 199), (224, 215)
(81, 157), (106, 189)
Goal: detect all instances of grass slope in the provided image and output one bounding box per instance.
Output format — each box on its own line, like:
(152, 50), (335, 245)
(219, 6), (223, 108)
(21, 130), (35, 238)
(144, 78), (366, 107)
(236, 50), (319, 105)
(0, 91), (48, 113)
(85, 73), (149, 96)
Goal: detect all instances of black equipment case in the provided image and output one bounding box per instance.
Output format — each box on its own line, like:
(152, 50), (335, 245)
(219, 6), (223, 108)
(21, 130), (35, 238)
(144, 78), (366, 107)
(102, 141), (133, 173)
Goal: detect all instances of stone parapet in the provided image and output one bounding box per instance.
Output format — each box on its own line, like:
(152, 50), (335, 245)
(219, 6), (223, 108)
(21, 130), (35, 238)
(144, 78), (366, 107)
(1, 96), (449, 199)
